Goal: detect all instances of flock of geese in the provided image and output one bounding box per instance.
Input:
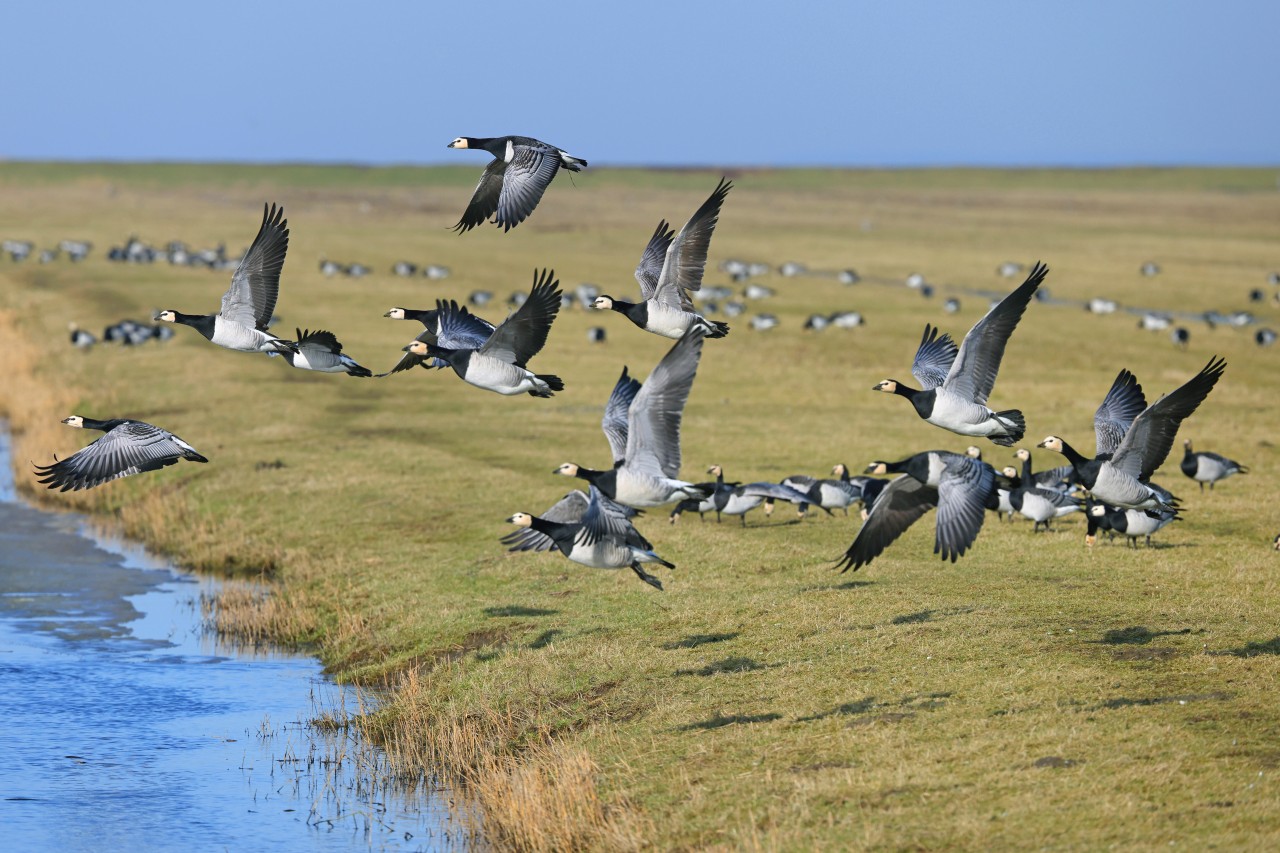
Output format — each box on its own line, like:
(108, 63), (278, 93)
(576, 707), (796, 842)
(31, 136), (1260, 589)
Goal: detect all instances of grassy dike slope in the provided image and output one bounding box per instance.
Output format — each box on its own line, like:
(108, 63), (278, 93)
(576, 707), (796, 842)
(2, 164), (1279, 849)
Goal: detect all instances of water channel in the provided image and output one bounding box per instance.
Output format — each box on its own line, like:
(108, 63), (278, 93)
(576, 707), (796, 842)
(0, 428), (464, 851)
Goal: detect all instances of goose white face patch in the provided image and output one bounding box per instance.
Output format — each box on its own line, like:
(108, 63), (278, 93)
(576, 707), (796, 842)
(386, 308), (405, 319)
(449, 137), (468, 149)
(156, 310), (176, 322)
(61, 416), (85, 428)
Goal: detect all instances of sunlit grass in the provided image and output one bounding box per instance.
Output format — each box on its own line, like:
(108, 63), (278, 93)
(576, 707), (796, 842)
(1, 164), (1279, 849)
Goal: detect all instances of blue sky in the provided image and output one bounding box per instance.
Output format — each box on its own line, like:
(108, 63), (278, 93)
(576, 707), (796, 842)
(2, 1), (1274, 167)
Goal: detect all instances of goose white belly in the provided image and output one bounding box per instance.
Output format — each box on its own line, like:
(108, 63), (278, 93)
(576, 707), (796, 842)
(926, 392), (1006, 436)
(817, 482), (855, 509)
(614, 468), (700, 508)
(460, 354), (546, 395)
(721, 492), (765, 516)
(212, 316), (281, 353)
(1017, 491), (1059, 523)
(1120, 510), (1173, 537)
(1091, 464), (1163, 509)
(644, 303), (699, 339)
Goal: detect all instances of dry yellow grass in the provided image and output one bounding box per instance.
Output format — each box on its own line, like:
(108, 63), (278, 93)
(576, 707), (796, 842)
(2, 163), (1280, 849)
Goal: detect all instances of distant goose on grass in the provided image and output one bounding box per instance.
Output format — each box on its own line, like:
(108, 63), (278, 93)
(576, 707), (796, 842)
(1039, 357), (1226, 513)
(1171, 327), (1190, 349)
(836, 450), (998, 572)
(382, 302), (495, 375)
(68, 323), (96, 350)
(504, 486), (672, 590)
(1180, 440), (1248, 492)
(783, 464), (877, 516)
(1012, 447), (1074, 493)
(555, 328), (710, 508)
(873, 262), (1048, 446)
(403, 268), (563, 396)
(34, 416), (207, 492)
(448, 135), (587, 233)
(155, 204), (297, 355)
(277, 328), (372, 377)
(592, 178), (732, 340)
(702, 465), (816, 525)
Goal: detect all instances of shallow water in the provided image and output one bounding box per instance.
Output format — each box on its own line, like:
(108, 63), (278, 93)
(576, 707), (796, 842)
(0, 429), (464, 851)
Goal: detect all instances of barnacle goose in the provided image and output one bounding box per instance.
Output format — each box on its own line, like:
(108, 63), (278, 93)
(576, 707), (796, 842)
(448, 135), (587, 233)
(34, 416), (207, 491)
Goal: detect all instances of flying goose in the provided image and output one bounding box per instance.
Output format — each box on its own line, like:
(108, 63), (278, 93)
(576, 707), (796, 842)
(554, 328), (710, 508)
(836, 450), (998, 571)
(155, 204), (297, 355)
(1039, 357), (1226, 512)
(34, 416), (208, 491)
(278, 328), (372, 377)
(1180, 439), (1248, 491)
(593, 178), (733, 340)
(504, 486), (673, 590)
(382, 302), (495, 375)
(403, 269), (564, 396)
(448, 135), (587, 233)
(873, 262), (1048, 446)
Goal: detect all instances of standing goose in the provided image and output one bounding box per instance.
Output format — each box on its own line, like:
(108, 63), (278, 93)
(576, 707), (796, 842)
(554, 328), (710, 508)
(784, 463), (878, 517)
(504, 486), (673, 590)
(1180, 439), (1248, 491)
(592, 178), (733, 340)
(836, 450), (998, 571)
(448, 135), (587, 233)
(278, 328), (372, 377)
(872, 262), (1049, 446)
(1007, 449), (1082, 532)
(703, 465), (816, 525)
(34, 416), (208, 491)
(1087, 501), (1178, 548)
(1039, 357), (1226, 512)
(403, 269), (564, 396)
(155, 203), (297, 355)
(382, 302), (495, 375)
(1012, 447), (1074, 493)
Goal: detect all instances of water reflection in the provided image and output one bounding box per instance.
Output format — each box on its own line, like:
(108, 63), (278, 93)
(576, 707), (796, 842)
(0, 427), (463, 851)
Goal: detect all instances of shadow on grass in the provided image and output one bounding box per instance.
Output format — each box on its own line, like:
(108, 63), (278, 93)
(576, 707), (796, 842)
(1094, 691), (1230, 710)
(678, 712), (782, 731)
(1094, 626), (1195, 645)
(661, 632), (739, 650)
(890, 606), (974, 625)
(801, 580), (875, 591)
(675, 656), (769, 676)
(1211, 637), (1280, 658)
(528, 629), (563, 649)
(797, 692), (951, 723)
(483, 605), (558, 618)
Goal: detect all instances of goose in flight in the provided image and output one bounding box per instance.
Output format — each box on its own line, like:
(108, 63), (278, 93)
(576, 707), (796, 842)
(592, 178), (733, 340)
(554, 328), (711, 508)
(448, 135), (587, 233)
(277, 328), (372, 377)
(872, 262), (1048, 446)
(1038, 357), (1226, 512)
(155, 204), (297, 355)
(503, 486), (673, 590)
(403, 269), (564, 396)
(34, 416), (207, 491)
(381, 302), (495, 375)
(836, 450), (998, 572)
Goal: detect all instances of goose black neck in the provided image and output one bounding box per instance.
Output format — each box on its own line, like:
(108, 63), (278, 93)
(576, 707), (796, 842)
(80, 417), (127, 432)
(1055, 439), (1090, 469)
(170, 311), (216, 339)
(529, 516), (579, 552)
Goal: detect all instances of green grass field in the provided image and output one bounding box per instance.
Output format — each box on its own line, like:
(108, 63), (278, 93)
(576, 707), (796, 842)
(2, 162), (1279, 850)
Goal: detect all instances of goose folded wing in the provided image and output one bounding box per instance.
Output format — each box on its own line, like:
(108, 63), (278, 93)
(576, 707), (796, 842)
(944, 261), (1048, 404)
(1109, 356), (1226, 480)
(836, 475), (938, 572)
(221, 203), (289, 330)
(479, 269), (562, 367)
(1094, 368), (1147, 456)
